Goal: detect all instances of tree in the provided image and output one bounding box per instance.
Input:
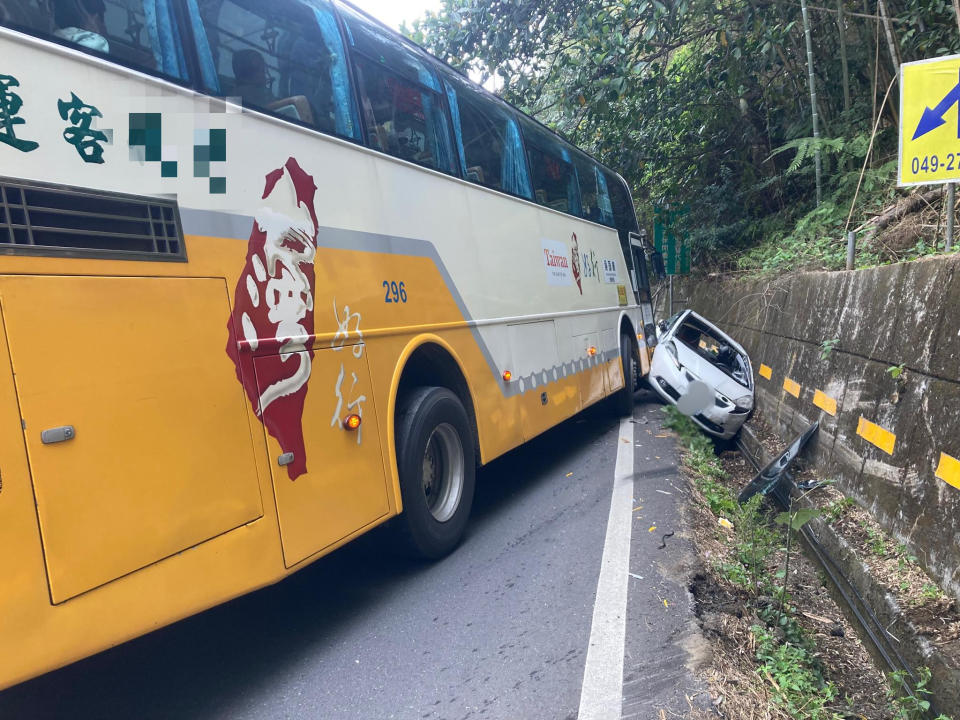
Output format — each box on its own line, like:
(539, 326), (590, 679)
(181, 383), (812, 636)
(411, 1), (960, 269)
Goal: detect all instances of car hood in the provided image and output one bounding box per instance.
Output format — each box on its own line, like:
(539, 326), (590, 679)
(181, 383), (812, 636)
(671, 342), (751, 399)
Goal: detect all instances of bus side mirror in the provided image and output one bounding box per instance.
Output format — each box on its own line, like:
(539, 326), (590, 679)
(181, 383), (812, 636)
(644, 323), (658, 346)
(650, 251), (667, 280)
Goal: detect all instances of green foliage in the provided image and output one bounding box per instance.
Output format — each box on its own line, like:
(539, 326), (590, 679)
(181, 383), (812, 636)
(775, 507), (821, 531)
(767, 136), (846, 176)
(752, 625), (841, 719)
(819, 337), (840, 360)
(887, 666), (954, 720)
(888, 363), (907, 380)
(666, 405), (858, 718)
(662, 406), (737, 517)
(412, 1), (958, 273)
(823, 496), (855, 523)
(895, 543), (919, 571)
(717, 559), (752, 588)
(861, 521), (889, 556)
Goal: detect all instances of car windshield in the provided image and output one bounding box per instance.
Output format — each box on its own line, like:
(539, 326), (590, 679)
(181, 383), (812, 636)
(673, 317), (751, 388)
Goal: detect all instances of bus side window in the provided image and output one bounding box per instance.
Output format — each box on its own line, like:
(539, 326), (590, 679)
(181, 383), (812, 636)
(193, 0), (359, 140)
(593, 168), (615, 226)
(2, 0), (192, 80)
(443, 76), (532, 199)
(604, 170), (639, 233)
(352, 56), (455, 174)
(519, 117), (580, 215)
(339, 4), (456, 175)
(571, 152), (613, 225)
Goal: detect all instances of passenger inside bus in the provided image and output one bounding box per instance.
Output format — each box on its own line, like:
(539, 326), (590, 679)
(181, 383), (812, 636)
(52, 0), (109, 53)
(232, 49), (276, 108)
(228, 46), (313, 124)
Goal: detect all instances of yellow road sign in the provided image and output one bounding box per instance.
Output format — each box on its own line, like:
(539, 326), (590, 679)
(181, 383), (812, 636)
(900, 54), (960, 186)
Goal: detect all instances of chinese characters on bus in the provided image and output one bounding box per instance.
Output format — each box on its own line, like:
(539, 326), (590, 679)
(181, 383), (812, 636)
(0, 74), (39, 152)
(1, 72), (224, 190)
(331, 301), (366, 444)
(58, 92), (106, 163)
(1, 72), (106, 161)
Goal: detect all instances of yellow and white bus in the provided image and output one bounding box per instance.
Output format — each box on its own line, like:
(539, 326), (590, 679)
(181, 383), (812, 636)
(0, 0), (658, 688)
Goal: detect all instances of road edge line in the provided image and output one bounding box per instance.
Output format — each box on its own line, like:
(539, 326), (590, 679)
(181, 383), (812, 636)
(577, 416), (635, 720)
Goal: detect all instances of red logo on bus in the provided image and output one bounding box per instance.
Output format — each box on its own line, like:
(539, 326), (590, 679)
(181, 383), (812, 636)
(570, 232), (583, 294)
(226, 157), (319, 480)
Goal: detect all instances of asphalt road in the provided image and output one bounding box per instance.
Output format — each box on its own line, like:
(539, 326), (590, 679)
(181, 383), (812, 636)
(0, 393), (710, 720)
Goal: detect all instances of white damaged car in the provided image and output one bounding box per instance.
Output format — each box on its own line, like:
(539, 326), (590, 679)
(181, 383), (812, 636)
(649, 310), (754, 439)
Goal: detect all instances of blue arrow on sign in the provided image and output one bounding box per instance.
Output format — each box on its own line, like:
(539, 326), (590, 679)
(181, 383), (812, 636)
(913, 70), (960, 140)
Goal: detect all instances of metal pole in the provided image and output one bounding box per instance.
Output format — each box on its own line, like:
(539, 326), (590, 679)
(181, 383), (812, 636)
(668, 275), (674, 316)
(847, 231), (856, 270)
(947, 182), (955, 252)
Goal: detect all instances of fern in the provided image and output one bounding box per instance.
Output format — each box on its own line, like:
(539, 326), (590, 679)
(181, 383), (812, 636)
(767, 136), (845, 175)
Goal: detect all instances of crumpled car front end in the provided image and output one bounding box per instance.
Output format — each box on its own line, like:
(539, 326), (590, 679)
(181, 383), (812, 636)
(649, 311), (754, 440)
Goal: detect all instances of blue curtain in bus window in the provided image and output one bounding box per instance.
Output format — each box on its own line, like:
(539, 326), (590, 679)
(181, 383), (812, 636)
(443, 82), (468, 176)
(595, 166), (614, 226)
(420, 91), (453, 173)
(185, 0), (219, 92)
(559, 146), (582, 216)
(312, 6), (360, 139)
(502, 118), (532, 199)
(416, 68), (452, 173)
(143, 0), (188, 78)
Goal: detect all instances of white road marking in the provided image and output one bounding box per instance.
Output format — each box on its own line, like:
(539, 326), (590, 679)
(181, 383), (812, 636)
(577, 416), (635, 720)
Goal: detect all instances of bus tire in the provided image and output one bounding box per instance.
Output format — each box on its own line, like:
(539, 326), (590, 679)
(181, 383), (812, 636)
(395, 386), (476, 559)
(612, 332), (637, 416)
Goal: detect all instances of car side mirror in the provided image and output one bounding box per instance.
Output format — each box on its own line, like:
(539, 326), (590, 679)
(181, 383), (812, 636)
(657, 319), (669, 333)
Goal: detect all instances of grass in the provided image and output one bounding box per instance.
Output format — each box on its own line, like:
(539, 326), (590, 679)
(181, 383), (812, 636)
(666, 406), (957, 719)
(861, 521), (889, 557)
(664, 406), (843, 718)
(662, 406), (737, 518)
(752, 624), (842, 720)
(823, 496), (856, 524)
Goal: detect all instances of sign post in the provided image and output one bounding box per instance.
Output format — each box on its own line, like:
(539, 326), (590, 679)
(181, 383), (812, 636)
(899, 54), (960, 249)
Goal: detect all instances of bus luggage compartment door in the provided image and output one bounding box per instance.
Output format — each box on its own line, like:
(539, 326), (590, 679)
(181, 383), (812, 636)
(253, 346), (389, 568)
(0, 276), (264, 604)
(508, 321), (578, 440)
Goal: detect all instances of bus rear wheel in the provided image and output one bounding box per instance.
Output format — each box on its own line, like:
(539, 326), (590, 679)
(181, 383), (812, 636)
(395, 386), (476, 559)
(612, 331), (637, 416)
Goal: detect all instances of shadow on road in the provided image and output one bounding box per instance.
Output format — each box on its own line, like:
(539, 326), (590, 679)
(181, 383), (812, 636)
(0, 400), (629, 719)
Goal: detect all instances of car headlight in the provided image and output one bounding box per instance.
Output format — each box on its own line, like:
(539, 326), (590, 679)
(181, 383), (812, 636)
(734, 394), (754, 411)
(664, 340), (681, 370)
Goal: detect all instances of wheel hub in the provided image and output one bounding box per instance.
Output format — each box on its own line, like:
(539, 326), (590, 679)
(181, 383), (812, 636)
(420, 423), (464, 523)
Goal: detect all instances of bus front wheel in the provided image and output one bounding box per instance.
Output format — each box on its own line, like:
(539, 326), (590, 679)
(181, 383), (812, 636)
(612, 332), (637, 416)
(395, 386), (476, 559)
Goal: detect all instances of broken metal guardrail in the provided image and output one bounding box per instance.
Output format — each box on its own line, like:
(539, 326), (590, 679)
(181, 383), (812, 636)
(736, 421), (819, 504)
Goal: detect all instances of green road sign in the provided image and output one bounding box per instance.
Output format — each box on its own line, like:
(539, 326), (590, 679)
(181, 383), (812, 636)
(653, 204), (690, 276)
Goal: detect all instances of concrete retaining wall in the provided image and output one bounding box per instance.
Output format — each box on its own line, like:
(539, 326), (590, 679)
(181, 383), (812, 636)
(668, 256), (960, 601)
